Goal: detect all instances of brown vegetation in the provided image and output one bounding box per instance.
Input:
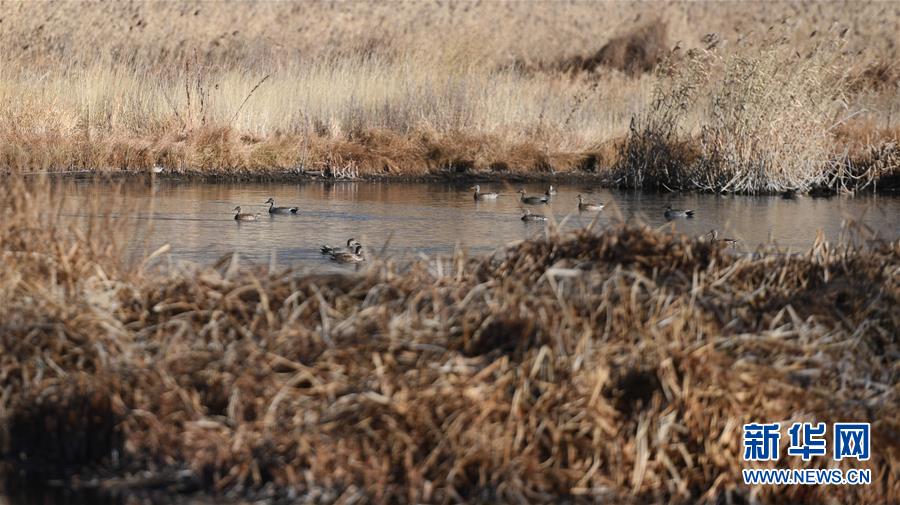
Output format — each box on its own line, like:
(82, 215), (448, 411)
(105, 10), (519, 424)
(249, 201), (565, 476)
(562, 20), (669, 76)
(614, 40), (900, 193)
(0, 2), (898, 191)
(1, 176), (898, 503)
(848, 60), (900, 93)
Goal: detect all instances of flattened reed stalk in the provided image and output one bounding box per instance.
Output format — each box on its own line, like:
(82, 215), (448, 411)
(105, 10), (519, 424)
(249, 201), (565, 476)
(1, 176), (898, 503)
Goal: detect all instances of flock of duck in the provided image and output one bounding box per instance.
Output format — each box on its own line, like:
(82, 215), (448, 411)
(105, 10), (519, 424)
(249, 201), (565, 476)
(472, 184), (701, 222)
(232, 198), (364, 263)
(471, 184), (607, 221)
(231, 187), (736, 263)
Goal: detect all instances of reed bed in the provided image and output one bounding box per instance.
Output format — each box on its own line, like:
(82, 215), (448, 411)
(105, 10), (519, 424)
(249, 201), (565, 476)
(0, 177), (897, 503)
(1, 2), (898, 192)
(614, 38), (899, 194)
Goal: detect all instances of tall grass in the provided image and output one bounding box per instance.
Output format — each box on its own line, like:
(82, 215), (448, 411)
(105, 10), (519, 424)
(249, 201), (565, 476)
(696, 43), (840, 193)
(0, 57), (644, 175)
(0, 2), (897, 189)
(616, 39), (863, 193)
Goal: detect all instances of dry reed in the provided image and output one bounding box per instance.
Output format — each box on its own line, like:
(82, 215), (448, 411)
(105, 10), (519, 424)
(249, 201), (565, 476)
(0, 2), (897, 191)
(616, 33), (900, 194)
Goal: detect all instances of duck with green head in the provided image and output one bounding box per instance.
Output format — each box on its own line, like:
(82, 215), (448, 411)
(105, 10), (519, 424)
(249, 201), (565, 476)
(664, 205), (694, 218)
(265, 197), (298, 214)
(321, 238), (361, 255)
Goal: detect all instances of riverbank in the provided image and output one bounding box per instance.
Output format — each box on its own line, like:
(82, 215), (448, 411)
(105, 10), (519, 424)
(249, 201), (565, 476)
(0, 176), (897, 504)
(2, 2), (898, 194)
(6, 127), (899, 194)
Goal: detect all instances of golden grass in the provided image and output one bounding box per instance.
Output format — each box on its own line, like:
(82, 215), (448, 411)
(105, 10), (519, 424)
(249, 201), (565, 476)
(0, 176), (898, 503)
(0, 2), (898, 188)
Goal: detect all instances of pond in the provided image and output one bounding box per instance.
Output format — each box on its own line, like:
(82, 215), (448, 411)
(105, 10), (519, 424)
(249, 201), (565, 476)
(59, 179), (899, 269)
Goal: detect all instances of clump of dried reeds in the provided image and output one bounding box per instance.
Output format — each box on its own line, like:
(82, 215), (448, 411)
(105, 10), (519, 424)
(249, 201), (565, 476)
(613, 51), (709, 190)
(615, 34), (900, 194)
(831, 120), (900, 192)
(1, 177), (897, 503)
(694, 42), (843, 193)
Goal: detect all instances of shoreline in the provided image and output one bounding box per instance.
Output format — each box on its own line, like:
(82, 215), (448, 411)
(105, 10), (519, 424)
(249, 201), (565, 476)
(11, 169), (900, 196)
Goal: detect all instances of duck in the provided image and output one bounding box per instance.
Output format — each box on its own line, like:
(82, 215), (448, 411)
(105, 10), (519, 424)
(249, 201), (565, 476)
(518, 189), (550, 205)
(233, 206), (260, 221)
(521, 209), (548, 222)
(664, 205), (695, 218)
(321, 238), (361, 255)
(471, 185), (500, 201)
(576, 194), (604, 212)
(265, 197), (298, 214)
(547, 185), (558, 195)
(707, 229), (738, 248)
(331, 244), (365, 263)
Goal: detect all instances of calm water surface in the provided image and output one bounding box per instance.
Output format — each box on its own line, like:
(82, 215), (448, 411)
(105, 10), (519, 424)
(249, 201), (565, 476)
(61, 180), (900, 269)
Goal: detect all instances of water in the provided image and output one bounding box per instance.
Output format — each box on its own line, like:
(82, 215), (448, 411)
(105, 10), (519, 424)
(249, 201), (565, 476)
(60, 179), (899, 269)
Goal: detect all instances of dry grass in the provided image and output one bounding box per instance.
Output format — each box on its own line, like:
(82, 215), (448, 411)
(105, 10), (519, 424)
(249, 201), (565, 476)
(616, 36), (900, 193)
(0, 2), (898, 187)
(0, 177), (898, 503)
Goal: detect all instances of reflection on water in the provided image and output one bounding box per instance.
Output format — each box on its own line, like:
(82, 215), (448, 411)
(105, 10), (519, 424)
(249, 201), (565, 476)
(59, 179), (899, 269)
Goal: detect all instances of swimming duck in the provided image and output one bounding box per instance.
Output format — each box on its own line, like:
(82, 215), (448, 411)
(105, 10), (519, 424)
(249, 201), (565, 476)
(521, 209), (548, 222)
(265, 197), (298, 214)
(331, 244), (364, 263)
(707, 229), (738, 248)
(471, 185), (500, 201)
(321, 238), (361, 255)
(664, 205), (695, 218)
(233, 206), (260, 221)
(518, 189), (550, 205)
(576, 194), (604, 212)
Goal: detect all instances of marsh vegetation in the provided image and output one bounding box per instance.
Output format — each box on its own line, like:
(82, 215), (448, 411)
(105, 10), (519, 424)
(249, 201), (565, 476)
(0, 2), (898, 192)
